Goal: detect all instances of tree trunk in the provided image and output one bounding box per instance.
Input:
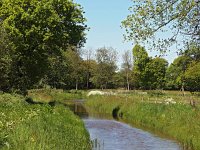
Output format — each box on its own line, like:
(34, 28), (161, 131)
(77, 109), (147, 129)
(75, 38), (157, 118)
(86, 73), (89, 89)
(76, 79), (78, 91)
(126, 73), (130, 91)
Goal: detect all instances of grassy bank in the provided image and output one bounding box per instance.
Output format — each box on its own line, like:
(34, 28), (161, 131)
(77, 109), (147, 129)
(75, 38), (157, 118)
(85, 92), (200, 150)
(0, 93), (91, 150)
(28, 89), (86, 103)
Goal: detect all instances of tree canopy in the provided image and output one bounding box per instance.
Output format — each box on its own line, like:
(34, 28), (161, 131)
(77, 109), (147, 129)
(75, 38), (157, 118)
(92, 47), (117, 89)
(145, 57), (168, 89)
(0, 0), (87, 92)
(185, 62), (200, 91)
(122, 0), (200, 51)
(132, 44), (149, 88)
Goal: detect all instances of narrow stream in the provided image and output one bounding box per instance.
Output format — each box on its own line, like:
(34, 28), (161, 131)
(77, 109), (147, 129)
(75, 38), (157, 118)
(83, 117), (181, 150)
(68, 101), (182, 150)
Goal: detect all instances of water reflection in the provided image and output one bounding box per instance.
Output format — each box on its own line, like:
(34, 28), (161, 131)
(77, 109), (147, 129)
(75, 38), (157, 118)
(84, 118), (181, 150)
(66, 101), (181, 150)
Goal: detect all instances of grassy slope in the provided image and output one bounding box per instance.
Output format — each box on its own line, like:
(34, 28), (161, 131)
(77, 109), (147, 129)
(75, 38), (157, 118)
(28, 89), (86, 103)
(0, 93), (91, 150)
(86, 92), (200, 150)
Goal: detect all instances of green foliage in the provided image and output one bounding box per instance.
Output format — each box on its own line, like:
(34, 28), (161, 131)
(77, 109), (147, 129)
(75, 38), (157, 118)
(166, 55), (192, 90)
(64, 50), (85, 90)
(0, 93), (91, 150)
(92, 47), (117, 89)
(86, 94), (200, 150)
(122, 0), (199, 51)
(0, 25), (13, 92)
(184, 43), (200, 61)
(0, 0), (87, 92)
(132, 44), (149, 88)
(144, 57), (168, 89)
(28, 89), (86, 103)
(185, 62), (200, 91)
(147, 90), (165, 97)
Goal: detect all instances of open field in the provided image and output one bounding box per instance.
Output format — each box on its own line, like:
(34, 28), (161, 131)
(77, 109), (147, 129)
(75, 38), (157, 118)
(0, 93), (91, 150)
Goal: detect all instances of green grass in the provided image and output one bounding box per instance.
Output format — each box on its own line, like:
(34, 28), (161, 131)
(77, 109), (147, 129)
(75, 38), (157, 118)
(0, 93), (91, 150)
(85, 91), (200, 150)
(28, 89), (87, 103)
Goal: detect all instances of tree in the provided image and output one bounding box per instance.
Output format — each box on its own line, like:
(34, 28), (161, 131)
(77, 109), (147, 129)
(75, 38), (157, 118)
(0, 0), (87, 92)
(165, 55), (192, 90)
(144, 57), (168, 89)
(185, 62), (200, 91)
(91, 47), (117, 89)
(65, 49), (84, 90)
(0, 24), (13, 92)
(43, 52), (71, 89)
(184, 42), (200, 61)
(132, 44), (149, 89)
(121, 50), (132, 90)
(82, 59), (97, 89)
(83, 48), (94, 89)
(122, 0), (200, 52)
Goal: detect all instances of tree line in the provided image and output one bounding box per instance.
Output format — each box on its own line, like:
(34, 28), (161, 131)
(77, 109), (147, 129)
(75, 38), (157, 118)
(0, 0), (199, 94)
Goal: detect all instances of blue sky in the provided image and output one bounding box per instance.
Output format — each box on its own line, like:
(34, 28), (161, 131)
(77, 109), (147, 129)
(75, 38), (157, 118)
(75, 0), (178, 67)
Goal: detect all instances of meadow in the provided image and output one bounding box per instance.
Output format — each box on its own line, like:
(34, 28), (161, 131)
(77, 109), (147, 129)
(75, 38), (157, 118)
(0, 92), (91, 150)
(85, 90), (200, 150)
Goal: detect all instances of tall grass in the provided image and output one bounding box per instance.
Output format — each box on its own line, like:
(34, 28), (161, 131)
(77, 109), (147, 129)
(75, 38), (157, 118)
(28, 89), (87, 103)
(86, 92), (200, 150)
(0, 93), (91, 150)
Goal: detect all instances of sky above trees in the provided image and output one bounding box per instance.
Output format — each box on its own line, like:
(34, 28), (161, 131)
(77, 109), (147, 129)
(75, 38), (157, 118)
(75, 0), (179, 66)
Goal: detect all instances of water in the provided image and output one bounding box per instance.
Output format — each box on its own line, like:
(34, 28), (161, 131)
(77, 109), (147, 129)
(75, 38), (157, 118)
(68, 101), (182, 150)
(83, 118), (181, 150)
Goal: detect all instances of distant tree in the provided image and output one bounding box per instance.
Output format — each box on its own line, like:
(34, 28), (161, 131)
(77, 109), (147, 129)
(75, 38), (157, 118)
(185, 62), (200, 91)
(112, 71), (125, 89)
(121, 50), (132, 90)
(91, 47), (117, 89)
(0, 0), (87, 92)
(65, 49), (84, 90)
(144, 57), (168, 89)
(132, 44), (150, 89)
(82, 59), (97, 89)
(122, 0), (200, 52)
(83, 48), (94, 89)
(43, 53), (71, 89)
(165, 55), (192, 90)
(184, 42), (200, 61)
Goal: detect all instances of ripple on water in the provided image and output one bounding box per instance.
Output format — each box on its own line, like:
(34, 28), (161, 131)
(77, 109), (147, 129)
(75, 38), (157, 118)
(83, 118), (181, 150)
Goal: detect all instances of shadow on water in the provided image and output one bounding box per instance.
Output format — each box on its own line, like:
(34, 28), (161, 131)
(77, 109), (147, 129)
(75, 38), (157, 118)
(64, 99), (89, 118)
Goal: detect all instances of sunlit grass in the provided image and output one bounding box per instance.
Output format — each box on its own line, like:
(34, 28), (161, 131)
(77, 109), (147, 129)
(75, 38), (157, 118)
(0, 93), (91, 150)
(86, 91), (200, 150)
(28, 89), (87, 103)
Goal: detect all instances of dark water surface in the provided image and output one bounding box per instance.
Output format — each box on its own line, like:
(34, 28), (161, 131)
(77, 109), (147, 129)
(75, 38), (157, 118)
(69, 101), (181, 150)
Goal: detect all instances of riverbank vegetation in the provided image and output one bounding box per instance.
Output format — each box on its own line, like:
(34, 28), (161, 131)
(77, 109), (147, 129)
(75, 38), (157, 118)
(0, 1), (199, 94)
(85, 91), (200, 150)
(0, 93), (91, 150)
(0, 0), (199, 149)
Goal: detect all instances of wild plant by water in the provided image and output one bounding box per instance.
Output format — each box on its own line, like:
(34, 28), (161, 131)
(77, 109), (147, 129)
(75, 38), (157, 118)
(0, 93), (91, 150)
(86, 91), (200, 150)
